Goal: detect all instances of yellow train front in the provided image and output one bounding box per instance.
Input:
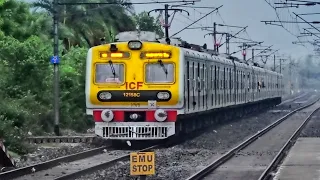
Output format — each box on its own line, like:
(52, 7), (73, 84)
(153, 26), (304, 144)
(85, 40), (183, 140)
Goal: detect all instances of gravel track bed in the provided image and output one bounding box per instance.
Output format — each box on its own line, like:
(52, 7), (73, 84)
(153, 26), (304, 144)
(14, 143), (103, 168)
(13, 149), (131, 180)
(300, 107), (320, 137)
(13, 127), (100, 168)
(201, 101), (320, 180)
(76, 93), (313, 180)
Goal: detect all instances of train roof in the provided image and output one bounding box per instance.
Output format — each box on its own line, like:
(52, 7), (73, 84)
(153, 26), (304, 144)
(181, 47), (282, 76)
(99, 31), (282, 76)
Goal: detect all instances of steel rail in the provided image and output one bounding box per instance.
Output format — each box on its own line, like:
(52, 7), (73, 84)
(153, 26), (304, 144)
(53, 144), (160, 180)
(26, 135), (97, 144)
(0, 145), (110, 179)
(185, 96), (320, 180)
(258, 102), (320, 180)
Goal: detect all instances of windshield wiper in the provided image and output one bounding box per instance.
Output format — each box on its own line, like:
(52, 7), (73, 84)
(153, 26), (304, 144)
(108, 60), (116, 78)
(157, 59), (168, 78)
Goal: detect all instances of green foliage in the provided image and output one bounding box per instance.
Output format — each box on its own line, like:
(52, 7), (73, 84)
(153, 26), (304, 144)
(0, 0), (164, 154)
(134, 11), (164, 37)
(59, 47), (94, 131)
(33, 0), (136, 48)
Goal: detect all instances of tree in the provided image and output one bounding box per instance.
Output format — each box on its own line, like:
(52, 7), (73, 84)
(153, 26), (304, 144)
(0, 0), (171, 155)
(33, 0), (136, 48)
(133, 11), (164, 37)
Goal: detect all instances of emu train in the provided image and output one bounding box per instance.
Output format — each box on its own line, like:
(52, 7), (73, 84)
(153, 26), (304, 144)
(85, 31), (284, 141)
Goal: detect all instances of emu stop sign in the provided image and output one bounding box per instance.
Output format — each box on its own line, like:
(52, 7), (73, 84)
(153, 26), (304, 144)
(130, 152), (155, 176)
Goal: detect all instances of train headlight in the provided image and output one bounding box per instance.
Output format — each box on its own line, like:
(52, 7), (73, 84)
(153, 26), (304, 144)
(129, 113), (140, 120)
(99, 92), (112, 100)
(128, 40), (142, 50)
(154, 109), (167, 122)
(157, 92), (170, 100)
(101, 109), (114, 122)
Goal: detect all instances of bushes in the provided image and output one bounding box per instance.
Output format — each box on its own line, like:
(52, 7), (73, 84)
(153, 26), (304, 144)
(0, 34), (91, 154)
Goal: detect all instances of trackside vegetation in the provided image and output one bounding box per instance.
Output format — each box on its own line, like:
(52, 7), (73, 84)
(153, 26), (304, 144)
(0, 0), (163, 154)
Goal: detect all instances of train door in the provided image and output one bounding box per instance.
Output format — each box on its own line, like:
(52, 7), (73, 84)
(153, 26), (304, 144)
(191, 60), (196, 111)
(228, 67), (233, 104)
(227, 67), (230, 105)
(185, 59), (188, 112)
(208, 64), (213, 109)
(233, 66), (236, 105)
(258, 72), (261, 100)
(231, 68), (234, 104)
(216, 65), (220, 107)
(205, 61), (209, 110)
(195, 61), (200, 111)
(245, 70), (248, 102)
(223, 67), (226, 106)
(214, 65), (217, 107)
(220, 66), (224, 107)
(199, 62), (206, 111)
(186, 58), (192, 112)
(239, 69), (243, 103)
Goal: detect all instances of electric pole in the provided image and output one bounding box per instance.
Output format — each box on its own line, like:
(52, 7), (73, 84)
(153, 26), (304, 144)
(148, 4), (189, 45)
(52, 0), (60, 136)
(252, 49), (254, 63)
(204, 27), (231, 54)
(226, 33), (230, 54)
(164, 4), (170, 44)
(274, 54), (276, 71)
(213, 22), (217, 52)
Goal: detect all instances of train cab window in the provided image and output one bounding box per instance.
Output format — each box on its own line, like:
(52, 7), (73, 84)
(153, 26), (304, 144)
(145, 63), (174, 83)
(95, 63), (124, 83)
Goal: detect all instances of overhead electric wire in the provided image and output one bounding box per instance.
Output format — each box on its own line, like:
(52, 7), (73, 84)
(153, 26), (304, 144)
(170, 5), (223, 37)
(263, 0), (306, 47)
(57, 0), (201, 5)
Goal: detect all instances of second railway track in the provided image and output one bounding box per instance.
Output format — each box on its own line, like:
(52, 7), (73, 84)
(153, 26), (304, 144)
(186, 95), (320, 180)
(1, 144), (159, 180)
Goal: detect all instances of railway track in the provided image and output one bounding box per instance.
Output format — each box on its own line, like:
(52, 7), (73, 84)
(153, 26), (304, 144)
(258, 105), (320, 180)
(0, 92), (308, 179)
(2, 143), (159, 180)
(0, 144), (110, 180)
(26, 135), (98, 144)
(186, 95), (320, 180)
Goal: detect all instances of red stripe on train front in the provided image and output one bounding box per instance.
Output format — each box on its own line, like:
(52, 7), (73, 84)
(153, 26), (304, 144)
(93, 110), (177, 122)
(93, 110), (124, 122)
(145, 110), (177, 122)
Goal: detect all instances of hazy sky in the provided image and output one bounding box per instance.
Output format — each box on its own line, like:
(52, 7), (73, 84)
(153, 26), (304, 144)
(24, 0), (320, 62)
(133, 0), (319, 61)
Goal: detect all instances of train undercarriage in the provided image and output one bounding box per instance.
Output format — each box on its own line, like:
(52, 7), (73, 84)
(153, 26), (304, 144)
(94, 97), (282, 147)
